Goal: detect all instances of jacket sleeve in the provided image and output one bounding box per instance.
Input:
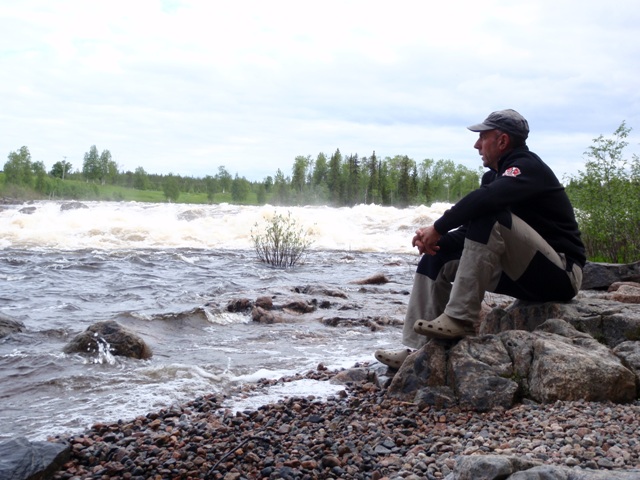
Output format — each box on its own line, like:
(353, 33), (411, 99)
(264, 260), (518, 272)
(433, 153), (549, 234)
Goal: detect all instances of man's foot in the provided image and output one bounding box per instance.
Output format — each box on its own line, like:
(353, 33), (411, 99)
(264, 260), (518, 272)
(413, 314), (475, 340)
(374, 348), (413, 369)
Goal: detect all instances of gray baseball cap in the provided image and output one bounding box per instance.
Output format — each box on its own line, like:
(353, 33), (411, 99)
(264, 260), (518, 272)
(467, 109), (529, 139)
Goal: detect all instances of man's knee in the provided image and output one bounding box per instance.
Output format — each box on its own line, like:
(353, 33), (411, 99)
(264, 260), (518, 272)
(416, 249), (462, 279)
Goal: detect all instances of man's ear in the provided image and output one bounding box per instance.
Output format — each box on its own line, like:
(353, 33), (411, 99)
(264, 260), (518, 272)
(498, 132), (510, 150)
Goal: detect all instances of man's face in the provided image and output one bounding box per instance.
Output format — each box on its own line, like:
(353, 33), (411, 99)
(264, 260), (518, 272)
(474, 130), (504, 170)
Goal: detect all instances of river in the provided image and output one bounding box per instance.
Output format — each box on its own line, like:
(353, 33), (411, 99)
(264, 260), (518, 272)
(0, 200), (450, 441)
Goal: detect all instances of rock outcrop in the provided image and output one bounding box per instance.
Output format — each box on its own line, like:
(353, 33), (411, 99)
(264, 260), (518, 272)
(385, 262), (640, 411)
(387, 316), (638, 410)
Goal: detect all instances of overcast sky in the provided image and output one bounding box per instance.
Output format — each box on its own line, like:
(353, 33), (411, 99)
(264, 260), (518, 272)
(2, 0), (639, 182)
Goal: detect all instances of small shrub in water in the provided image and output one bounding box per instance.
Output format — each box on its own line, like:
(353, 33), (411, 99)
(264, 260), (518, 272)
(251, 211), (313, 268)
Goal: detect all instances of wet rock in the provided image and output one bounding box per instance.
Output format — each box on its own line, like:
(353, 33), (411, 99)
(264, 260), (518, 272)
(319, 315), (390, 330)
(0, 313), (25, 339)
(350, 273), (390, 285)
(293, 285), (348, 298)
(60, 201), (88, 211)
(227, 298), (253, 312)
(282, 299), (316, 314)
(19, 206), (36, 214)
(251, 306), (283, 324)
(254, 296), (273, 309)
(63, 320), (153, 359)
(176, 208), (205, 221)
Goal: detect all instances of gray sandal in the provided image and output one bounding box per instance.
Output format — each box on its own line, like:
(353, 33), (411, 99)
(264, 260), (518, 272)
(414, 314), (475, 340)
(374, 348), (413, 369)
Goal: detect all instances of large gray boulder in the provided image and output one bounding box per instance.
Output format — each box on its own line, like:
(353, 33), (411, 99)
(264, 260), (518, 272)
(386, 262), (640, 409)
(0, 437), (70, 480)
(445, 455), (542, 480)
(444, 455), (640, 479)
(527, 319), (636, 403)
(581, 261), (640, 290)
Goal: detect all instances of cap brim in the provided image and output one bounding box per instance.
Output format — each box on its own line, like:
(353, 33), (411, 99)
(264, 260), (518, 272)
(467, 122), (495, 132)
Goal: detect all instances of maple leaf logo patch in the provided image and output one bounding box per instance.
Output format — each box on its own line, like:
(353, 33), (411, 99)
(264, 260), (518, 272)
(503, 167), (521, 178)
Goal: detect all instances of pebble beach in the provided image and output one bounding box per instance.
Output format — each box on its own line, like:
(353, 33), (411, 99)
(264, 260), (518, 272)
(50, 363), (640, 480)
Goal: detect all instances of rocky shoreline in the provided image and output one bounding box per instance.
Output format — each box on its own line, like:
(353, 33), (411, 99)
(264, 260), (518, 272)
(4, 261), (640, 479)
(42, 363), (640, 480)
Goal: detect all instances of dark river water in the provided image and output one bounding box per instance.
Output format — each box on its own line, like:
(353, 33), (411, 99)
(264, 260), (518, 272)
(0, 201), (447, 441)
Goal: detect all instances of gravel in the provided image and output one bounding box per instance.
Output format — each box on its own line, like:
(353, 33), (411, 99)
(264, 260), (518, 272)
(50, 364), (640, 479)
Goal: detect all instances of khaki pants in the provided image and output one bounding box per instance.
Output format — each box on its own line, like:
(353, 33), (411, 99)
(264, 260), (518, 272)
(402, 213), (582, 349)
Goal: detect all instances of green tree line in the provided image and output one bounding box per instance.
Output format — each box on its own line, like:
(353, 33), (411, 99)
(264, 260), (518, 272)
(1, 145), (482, 207)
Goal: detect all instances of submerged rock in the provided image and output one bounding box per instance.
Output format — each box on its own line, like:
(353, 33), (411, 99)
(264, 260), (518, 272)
(60, 201), (88, 211)
(350, 273), (391, 285)
(0, 313), (25, 339)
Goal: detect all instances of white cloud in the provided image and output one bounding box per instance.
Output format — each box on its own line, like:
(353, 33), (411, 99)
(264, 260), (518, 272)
(1, 0), (639, 182)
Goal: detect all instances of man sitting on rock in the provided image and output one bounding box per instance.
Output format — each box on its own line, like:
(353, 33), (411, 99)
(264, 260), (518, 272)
(375, 109), (586, 369)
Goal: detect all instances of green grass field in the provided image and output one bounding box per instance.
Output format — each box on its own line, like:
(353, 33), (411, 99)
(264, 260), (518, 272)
(0, 175), (260, 205)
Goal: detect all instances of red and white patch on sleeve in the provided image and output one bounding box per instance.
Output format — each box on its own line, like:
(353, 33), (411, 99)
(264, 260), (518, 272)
(503, 167), (521, 178)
